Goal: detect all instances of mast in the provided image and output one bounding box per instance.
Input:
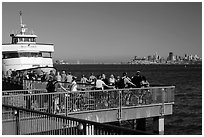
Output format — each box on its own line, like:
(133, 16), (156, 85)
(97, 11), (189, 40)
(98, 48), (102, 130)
(19, 10), (27, 35)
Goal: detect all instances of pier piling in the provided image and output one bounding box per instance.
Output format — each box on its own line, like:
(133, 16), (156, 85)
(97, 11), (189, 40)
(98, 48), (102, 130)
(153, 116), (164, 135)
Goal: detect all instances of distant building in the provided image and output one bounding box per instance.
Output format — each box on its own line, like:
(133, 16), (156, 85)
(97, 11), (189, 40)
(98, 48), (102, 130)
(148, 55), (152, 61)
(189, 55), (193, 60)
(168, 52), (174, 61)
(184, 54), (188, 60)
(194, 54), (199, 60)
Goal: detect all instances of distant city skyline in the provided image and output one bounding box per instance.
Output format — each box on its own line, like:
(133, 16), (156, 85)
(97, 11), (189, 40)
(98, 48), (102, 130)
(55, 51), (202, 64)
(2, 2), (202, 63)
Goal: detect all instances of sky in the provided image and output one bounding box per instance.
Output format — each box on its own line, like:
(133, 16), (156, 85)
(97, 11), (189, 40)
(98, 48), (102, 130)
(2, 2), (202, 63)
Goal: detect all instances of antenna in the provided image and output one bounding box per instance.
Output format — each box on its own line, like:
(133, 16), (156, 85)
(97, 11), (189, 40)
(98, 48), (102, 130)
(19, 10), (23, 26)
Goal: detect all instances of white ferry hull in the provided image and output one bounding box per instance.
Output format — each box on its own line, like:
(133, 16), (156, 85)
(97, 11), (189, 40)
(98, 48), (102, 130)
(2, 57), (53, 71)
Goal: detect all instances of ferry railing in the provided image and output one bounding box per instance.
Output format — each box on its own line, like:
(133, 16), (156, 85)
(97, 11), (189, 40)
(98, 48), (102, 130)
(2, 86), (175, 115)
(2, 104), (152, 135)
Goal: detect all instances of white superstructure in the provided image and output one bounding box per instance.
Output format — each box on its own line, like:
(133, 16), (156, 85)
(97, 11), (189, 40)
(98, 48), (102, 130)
(2, 11), (54, 74)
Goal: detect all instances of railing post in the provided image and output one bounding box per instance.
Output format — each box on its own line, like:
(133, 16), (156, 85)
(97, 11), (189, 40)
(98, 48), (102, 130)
(153, 116), (164, 135)
(65, 93), (68, 117)
(14, 109), (20, 135)
(117, 90), (122, 124)
(153, 88), (165, 135)
(161, 88), (165, 115)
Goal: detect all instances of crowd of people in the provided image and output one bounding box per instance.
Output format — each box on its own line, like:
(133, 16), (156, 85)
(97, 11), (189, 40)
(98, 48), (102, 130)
(45, 70), (150, 113)
(3, 68), (150, 113)
(3, 68), (150, 91)
(46, 70), (150, 93)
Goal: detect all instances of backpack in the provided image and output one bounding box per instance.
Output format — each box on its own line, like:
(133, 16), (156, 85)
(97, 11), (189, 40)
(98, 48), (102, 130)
(118, 78), (125, 89)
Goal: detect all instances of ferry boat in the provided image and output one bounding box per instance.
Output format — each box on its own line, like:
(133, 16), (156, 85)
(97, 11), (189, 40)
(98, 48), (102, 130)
(2, 11), (54, 76)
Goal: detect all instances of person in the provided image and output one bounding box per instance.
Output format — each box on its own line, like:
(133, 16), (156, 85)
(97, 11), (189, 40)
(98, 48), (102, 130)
(49, 70), (55, 78)
(140, 76), (150, 88)
(60, 71), (66, 87)
(46, 76), (58, 113)
(109, 74), (116, 86)
(55, 71), (62, 89)
(119, 72), (136, 89)
(115, 76), (121, 89)
(61, 71), (67, 82)
(95, 75), (112, 90)
(88, 73), (96, 85)
(70, 77), (77, 91)
(101, 73), (109, 85)
(23, 70), (29, 80)
(69, 77), (79, 111)
(33, 71), (38, 80)
(66, 72), (73, 88)
(131, 71), (143, 88)
(12, 69), (17, 78)
(28, 70), (35, 80)
(7, 69), (12, 80)
(66, 72), (73, 83)
(56, 71), (62, 82)
(35, 69), (43, 80)
(41, 72), (46, 82)
(46, 75), (68, 114)
(80, 74), (88, 84)
(44, 72), (50, 81)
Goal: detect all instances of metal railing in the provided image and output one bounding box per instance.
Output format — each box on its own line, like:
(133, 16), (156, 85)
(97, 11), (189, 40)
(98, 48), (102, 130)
(2, 86), (175, 115)
(2, 104), (152, 135)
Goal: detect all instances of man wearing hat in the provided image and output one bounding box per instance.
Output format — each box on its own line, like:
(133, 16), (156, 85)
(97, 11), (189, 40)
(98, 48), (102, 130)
(119, 72), (136, 89)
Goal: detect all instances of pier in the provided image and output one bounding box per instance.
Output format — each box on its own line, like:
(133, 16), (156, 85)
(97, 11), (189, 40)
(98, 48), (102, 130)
(2, 80), (175, 135)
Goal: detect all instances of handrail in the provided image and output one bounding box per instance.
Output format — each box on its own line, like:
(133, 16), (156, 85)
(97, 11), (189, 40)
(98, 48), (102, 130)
(2, 104), (153, 135)
(2, 85), (175, 93)
(2, 86), (175, 116)
(2, 86), (175, 96)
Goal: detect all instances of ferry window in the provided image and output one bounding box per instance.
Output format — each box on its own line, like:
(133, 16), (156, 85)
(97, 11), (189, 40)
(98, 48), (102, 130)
(38, 52), (42, 57)
(19, 52), (31, 57)
(13, 38), (18, 44)
(18, 38), (23, 42)
(9, 53), (19, 58)
(41, 52), (52, 58)
(3, 53), (19, 58)
(2, 54), (7, 59)
(18, 52), (42, 57)
(24, 38), (29, 42)
(31, 38), (36, 42)
(31, 52), (41, 57)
